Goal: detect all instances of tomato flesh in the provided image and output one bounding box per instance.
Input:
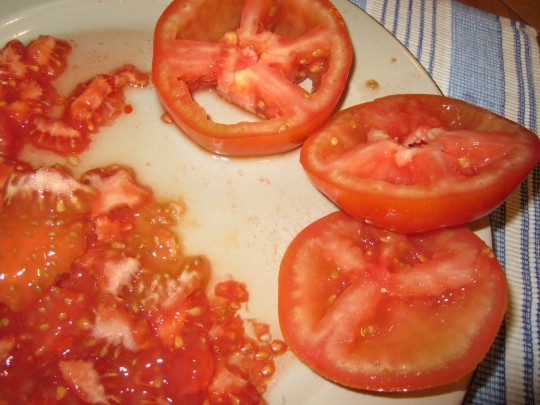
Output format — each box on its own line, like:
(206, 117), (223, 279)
(0, 36), (149, 157)
(152, 0), (353, 156)
(300, 94), (540, 232)
(0, 162), (286, 403)
(278, 211), (508, 391)
(0, 33), (286, 402)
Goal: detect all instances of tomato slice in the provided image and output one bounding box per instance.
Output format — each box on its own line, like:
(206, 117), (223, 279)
(278, 211), (508, 391)
(152, 0), (352, 156)
(300, 94), (540, 232)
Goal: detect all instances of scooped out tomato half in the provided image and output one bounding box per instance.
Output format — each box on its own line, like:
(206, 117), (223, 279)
(152, 0), (353, 156)
(300, 94), (540, 233)
(278, 211), (508, 392)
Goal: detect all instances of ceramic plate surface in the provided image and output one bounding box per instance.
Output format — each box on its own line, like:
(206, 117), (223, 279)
(0, 0), (490, 403)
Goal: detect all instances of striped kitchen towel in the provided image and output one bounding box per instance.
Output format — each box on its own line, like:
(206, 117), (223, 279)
(349, 0), (540, 404)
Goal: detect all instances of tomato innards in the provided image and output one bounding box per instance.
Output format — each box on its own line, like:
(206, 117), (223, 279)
(0, 160), (287, 404)
(152, 0), (353, 156)
(0, 35), (286, 404)
(278, 211), (508, 392)
(0, 35), (149, 157)
(300, 94), (540, 232)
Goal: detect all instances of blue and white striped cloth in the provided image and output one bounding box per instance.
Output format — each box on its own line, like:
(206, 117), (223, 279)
(349, 1), (540, 403)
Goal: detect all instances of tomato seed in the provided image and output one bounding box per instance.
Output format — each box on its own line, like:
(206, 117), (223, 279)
(175, 336), (184, 349)
(98, 345), (109, 357)
(188, 306), (202, 316)
(327, 294), (337, 306)
(67, 155), (79, 166)
(271, 340), (287, 355)
(259, 363), (275, 377)
(360, 325), (375, 337)
(111, 241), (126, 250)
(241, 343), (253, 354)
(56, 386), (67, 400)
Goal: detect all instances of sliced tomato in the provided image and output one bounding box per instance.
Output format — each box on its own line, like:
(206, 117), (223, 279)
(300, 94), (540, 232)
(152, 0), (353, 155)
(278, 211), (508, 391)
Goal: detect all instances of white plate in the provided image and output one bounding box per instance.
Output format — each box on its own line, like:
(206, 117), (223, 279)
(0, 0), (489, 403)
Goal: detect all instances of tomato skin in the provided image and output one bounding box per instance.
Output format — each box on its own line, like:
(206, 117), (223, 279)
(278, 211), (508, 392)
(300, 94), (540, 232)
(152, 0), (352, 156)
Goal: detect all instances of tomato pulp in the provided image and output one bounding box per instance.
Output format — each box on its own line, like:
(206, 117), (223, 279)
(278, 211), (508, 392)
(152, 0), (353, 156)
(300, 94), (540, 232)
(0, 160), (287, 404)
(0, 34), (286, 403)
(0, 35), (149, 157)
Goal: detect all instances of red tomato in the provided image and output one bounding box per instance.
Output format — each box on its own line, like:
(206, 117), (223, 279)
(300, 94), (540, 232)
(0, 36), (68, 126)
(0, 36), (149, 156)
(26, 34), (71, 78)
(29, 65), (149, 155)
(0, 166), (92, 312)
(278, 211), (508, 391)
(0, 112), (20, 158)
(0, 159), (286, 403)
(152, 0), (353, 156)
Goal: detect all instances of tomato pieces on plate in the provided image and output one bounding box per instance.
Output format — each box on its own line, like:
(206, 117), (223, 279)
(152, 0), (353, 156)
(278, 211), (508, 392)
(0, 162), (286, 403)
(0, 36), (149, 157)
(300, 94), (540, 232)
